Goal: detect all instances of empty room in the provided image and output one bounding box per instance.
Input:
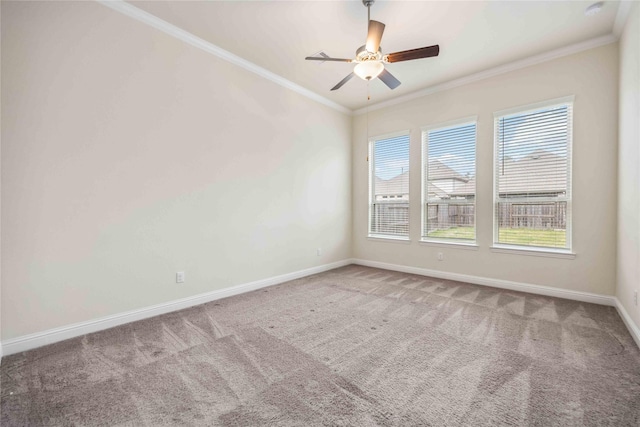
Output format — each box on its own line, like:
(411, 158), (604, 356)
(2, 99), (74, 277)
(1, 0), (639, 425)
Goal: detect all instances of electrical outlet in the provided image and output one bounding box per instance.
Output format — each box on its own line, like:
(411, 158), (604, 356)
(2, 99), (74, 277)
(317, 248), (322, 256)
(437, 252), (444, 261)
(176, 271), (185, 284)
(634, 290), (638, 306)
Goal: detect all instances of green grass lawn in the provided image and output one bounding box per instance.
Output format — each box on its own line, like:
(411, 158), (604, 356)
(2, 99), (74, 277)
(427, 227), (475, 240)
(427, 227), (566, 248)
(498, 228), (566, 248)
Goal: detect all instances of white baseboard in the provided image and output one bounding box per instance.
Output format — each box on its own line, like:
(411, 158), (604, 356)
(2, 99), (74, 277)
(3, 258), (637, 361)
(1, 259), (352, 358)
(614, 298), (640, 348)
(352, 259), (616, 306)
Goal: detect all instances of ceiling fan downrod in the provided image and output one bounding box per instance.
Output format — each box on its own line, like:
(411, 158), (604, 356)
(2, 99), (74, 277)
(363, 0), (375, 23)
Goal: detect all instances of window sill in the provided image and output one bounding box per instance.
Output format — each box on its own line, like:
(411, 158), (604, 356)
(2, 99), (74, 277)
(367, 235), (412, 244)
(490, 245), (576, 259)
(419, 240), (479, 250)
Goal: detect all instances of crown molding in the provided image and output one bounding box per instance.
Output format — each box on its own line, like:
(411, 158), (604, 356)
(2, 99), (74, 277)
(613, 1), (634, 38)
(353, 33), (617, 116)
(96, 0), (351, 116)
(98, 1), (624, 119)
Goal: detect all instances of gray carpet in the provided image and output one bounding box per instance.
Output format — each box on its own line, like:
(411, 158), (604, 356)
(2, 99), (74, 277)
(2, 265), (640, 426)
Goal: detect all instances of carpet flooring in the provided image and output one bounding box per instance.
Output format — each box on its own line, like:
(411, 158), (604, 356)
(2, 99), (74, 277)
(2, 265), (640, 426)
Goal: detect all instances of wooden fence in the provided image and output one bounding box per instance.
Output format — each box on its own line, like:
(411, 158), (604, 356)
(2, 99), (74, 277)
(370, 202), (409, 236)
(426, 203), (475, 234)
(372, 201), (567, 235)
(497, 201), (567, 229)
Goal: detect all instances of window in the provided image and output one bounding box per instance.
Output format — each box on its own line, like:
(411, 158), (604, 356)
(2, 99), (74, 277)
(369, 131), (410, 239)
(494, 97), (573, 251)
(422, 120), (477, 244)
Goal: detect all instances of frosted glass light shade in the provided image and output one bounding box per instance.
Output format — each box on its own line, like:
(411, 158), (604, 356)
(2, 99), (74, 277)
(354, 61), (384, 81)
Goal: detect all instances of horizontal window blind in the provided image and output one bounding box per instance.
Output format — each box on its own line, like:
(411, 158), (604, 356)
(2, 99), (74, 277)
(369, 133), (410, 238)
(494, 101), (572, 250)
(423, 122), (476, 242)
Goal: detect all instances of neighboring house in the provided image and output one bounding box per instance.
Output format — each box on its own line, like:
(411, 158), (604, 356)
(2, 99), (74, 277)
(497, 149), (567, 197)
(374, 172), (409, 201)
(424, 150), (567, 200)
(373, 159), (472, 202)
(373, 150), (568, 231)
(371, 171), (410, 236)
(428, 159), (472, 197)
(496, 150), (568, 229)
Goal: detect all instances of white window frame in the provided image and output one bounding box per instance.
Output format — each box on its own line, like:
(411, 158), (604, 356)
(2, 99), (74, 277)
(492, 96), (575, 257)
(368, 129), (411, 241)
(421, 117), (478, 247)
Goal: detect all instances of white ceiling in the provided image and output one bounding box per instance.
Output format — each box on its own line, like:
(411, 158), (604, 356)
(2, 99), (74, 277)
(130, 1), (622, 111)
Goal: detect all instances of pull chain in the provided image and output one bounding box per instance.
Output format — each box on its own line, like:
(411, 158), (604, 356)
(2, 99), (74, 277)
(366, 81), (371, 161)
(366, 81), (370, 142)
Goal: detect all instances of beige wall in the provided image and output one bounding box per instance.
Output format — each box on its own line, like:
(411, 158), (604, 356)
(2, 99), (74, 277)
(0, 0), (632, 346)
(0, 1), (3, 351)
(353, 44), (619, 296)
(617, 3), (640, 329)
(1, 1), (351, 340)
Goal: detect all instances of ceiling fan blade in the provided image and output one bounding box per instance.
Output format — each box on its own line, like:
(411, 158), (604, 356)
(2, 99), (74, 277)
(331, 72), (355, 91)
(305, 56), (353, 62)
(386, 45), (440, 63)
(365, 20), (385, 53)
(378, 69), (401, 90)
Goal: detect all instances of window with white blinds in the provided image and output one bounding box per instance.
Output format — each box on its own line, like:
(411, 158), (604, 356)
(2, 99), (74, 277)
(494, 98), (573, 251)
(422, 121), (477, 243)
(369, 132), (410, 239)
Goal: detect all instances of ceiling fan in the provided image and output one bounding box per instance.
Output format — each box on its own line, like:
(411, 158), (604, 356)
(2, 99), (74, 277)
(305, 0), (440, 91)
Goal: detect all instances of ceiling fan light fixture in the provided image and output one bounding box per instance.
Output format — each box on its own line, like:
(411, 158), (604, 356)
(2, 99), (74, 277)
(354, 61), (384, 80)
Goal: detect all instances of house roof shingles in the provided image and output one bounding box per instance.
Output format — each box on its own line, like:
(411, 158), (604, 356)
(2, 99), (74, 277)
(374, 150), (567, 198)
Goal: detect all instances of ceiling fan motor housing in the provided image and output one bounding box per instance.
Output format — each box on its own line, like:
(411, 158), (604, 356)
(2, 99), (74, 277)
(356, 45), (383, 61)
